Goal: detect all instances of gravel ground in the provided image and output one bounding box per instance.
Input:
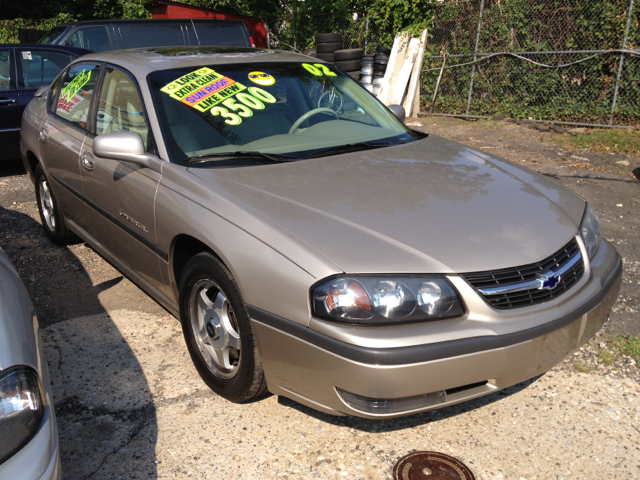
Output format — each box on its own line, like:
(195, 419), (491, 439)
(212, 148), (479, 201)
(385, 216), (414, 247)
(1, 117), (639, 479)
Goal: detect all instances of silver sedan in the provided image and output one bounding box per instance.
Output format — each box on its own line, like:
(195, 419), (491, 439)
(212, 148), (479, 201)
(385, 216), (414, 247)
(20, 47), (621, 418)
(0, 247), (59, 478)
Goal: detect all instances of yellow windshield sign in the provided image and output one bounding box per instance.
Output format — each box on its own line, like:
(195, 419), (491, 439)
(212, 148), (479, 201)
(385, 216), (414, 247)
(161, 67), (247, 113)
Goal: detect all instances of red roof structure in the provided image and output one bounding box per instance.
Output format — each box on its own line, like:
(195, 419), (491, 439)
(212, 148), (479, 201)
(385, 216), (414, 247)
(143, 1), (269, 49)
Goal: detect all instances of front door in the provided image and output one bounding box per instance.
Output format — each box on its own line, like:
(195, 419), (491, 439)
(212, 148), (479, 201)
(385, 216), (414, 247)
(80, 65), (165, 294)
(40, 62), (101, 226)
(0, 49), (20, 160)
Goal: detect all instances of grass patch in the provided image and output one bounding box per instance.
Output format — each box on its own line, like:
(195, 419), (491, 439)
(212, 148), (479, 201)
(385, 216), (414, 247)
(559, 129), (640, 155)
(599, 350), (617, 365)
(609, 335), (640, 366)
(575, 363), (592, 373)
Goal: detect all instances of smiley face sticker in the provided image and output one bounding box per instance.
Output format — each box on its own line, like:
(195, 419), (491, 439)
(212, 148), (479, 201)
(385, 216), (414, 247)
(248, 71), (275, 86)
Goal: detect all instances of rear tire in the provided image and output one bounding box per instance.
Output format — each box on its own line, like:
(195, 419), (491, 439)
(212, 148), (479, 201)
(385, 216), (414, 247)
(179, 252), (267, 403)
(34, 164), (77, 245)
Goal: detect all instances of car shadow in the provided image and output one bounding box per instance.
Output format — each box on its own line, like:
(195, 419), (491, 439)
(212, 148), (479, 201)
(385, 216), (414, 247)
(277, 375), (541, 433)
(0, 201), (159, 479)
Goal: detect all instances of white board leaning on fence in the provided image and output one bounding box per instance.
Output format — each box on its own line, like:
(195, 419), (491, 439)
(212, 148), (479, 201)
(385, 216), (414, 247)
(403, 29), (428, 117)
(389, 37), (420, 106)
(376, 32), (408, 105)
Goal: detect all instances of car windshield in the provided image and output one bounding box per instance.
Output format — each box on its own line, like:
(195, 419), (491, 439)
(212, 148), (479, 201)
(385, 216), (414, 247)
(37, 26), (68, 45)
(148, 62), (417, 164)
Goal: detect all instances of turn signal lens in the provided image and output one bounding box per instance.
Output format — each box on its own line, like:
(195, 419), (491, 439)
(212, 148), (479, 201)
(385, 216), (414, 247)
(320, 279), (373, 320)
(312, 276), (464, 325)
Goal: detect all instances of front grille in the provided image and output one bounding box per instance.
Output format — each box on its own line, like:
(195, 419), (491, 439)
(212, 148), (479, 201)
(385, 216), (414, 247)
(461, 238), (584, 309)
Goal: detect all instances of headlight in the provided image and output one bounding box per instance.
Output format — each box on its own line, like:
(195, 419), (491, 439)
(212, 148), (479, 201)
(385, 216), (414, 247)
(312, 276), (464, 325)
(0, 367), (46, 464)
(579, 203), (601, 260)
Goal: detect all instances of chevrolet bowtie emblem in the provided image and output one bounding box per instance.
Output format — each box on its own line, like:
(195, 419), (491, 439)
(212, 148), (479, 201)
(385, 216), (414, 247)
(536, 272), (562, 290)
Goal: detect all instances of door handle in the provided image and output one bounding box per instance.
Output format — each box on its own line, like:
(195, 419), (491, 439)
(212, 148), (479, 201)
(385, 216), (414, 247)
(0, 99), (16, 105)
(81, 152), (94, 170)
(39, 129), (48, 143)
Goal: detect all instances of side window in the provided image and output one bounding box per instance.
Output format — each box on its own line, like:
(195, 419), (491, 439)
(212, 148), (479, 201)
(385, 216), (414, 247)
(0, 50), (12, 91)
(193, 23), (249, 47)
(96, 67), (148, 148)
(18, 50), (72, 88)
(66, 27), (111, 52)
(118, 24), (185, 48)
(54, 63), (101, 129)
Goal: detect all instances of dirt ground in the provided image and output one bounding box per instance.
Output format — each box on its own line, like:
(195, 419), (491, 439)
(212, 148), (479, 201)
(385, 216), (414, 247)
(0, 117), (639, 479)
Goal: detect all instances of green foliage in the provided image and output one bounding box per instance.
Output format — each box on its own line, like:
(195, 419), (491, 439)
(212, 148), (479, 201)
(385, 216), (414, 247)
(0, 14), (76, 44)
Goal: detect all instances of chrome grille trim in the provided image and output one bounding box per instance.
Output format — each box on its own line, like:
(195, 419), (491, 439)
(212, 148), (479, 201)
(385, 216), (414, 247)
(462, 238), (585, 309)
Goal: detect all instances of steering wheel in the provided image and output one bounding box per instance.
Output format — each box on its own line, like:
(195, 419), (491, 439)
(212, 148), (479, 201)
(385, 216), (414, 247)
(288, 108), (339, 134)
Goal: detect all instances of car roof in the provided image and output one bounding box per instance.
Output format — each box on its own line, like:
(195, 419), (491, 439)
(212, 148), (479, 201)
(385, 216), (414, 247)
(74, 47), (317, 77)
(56, 19), (247, 26)
(0, 43), (91, 56)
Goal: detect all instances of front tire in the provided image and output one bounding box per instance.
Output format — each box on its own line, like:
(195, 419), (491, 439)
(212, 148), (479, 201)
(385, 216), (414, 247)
(179, 252), (267, 402)
(34, 164), (76, 245)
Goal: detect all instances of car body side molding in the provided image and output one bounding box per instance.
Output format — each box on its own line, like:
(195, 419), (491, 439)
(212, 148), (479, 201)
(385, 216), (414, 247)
(49, 172), (169, 262)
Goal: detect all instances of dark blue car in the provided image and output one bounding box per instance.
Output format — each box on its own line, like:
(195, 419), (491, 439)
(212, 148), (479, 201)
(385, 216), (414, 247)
(0, 44), (90, 161)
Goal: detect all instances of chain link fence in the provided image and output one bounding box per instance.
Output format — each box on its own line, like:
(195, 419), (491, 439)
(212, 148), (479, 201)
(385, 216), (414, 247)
(420, 0), (640, 127)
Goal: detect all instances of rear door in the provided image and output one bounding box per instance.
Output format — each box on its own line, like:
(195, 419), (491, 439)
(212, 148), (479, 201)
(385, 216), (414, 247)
(0, 48), (20, 160)
(40, 62), (101, 227)
(80, 65), (165, 293)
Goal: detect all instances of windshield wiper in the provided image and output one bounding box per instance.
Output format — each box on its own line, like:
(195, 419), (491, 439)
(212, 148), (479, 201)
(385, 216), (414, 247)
(307, 142), (391, 159)
(184, 151), (296, 165)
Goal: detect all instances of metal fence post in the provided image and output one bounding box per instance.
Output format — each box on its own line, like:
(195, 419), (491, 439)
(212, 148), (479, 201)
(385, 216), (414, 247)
(365, 17), (369, 53)
(610, 0), (635, 124)
(465, 0), (486, 115)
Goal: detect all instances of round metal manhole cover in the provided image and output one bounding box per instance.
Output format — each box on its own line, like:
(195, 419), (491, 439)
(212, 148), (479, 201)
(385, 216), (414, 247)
(393, 451), (475, 480)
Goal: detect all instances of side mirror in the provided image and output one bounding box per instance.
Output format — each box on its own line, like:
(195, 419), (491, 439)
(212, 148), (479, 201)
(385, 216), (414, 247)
(34, 86), (48, 98)
(93, 131), (162, 173)
(387, 104), (406, 123)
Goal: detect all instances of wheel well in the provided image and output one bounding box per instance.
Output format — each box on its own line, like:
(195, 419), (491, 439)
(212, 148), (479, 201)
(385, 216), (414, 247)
(172, 235), (220, 288)
(26, 151), (39, 178)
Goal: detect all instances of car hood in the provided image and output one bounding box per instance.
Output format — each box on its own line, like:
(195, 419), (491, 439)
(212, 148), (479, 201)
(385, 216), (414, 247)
(188, 135), (585, 274)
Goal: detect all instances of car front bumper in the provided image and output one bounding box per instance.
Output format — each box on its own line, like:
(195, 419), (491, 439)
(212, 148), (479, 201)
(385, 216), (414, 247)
(250, 240), (622, 419)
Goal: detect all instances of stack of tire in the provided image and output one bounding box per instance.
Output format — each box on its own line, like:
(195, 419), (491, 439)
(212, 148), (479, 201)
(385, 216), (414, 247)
(371, 45), (392, 96)
(315, 33), (343, 63)
(333, 49), (363, 80)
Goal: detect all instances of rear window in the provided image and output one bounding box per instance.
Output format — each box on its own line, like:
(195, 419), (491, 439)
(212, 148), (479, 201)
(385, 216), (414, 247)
(119, 24), (186, 49)
(193, 22), (250, 47)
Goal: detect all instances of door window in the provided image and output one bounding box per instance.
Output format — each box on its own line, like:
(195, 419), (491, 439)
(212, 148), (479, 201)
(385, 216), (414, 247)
(66, 26), (111, 52)
(54, 63), (101, 129)
(18, 50), (72, 88)
(0, 51), (12, 91)
(96, 67), (148, 148)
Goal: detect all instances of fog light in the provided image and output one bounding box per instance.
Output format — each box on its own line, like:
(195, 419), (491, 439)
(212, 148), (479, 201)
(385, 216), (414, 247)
(336, 388), (446, 415)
